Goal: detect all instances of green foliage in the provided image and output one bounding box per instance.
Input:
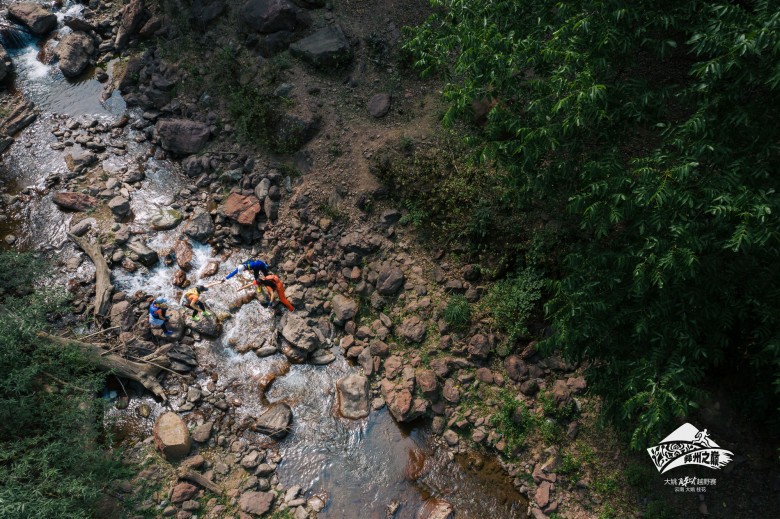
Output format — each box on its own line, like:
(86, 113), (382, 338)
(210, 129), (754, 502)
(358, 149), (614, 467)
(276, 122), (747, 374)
(483, 268), (543, 345)
(407, 0), (780, 447)
(644, 500), (679, 519)
(0, 252), (124, 518)
(491, 390), (535, 452)
(443, 294), (471, 330)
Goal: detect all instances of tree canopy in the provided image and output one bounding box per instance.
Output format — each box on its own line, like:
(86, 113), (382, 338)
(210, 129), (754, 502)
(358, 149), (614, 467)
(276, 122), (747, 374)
(405, 0), (780, 446)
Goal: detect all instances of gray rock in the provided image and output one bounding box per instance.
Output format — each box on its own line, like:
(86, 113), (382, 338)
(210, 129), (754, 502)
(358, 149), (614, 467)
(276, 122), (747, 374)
(336, 374), (369, 419)
(309, 349), (336, 365)
(281, 314), (321, 352)
(238, 491), (275, 516)
(56, 31), (95, 78)
(242, 0), (299, 33)
(443, 429), (459, 446)
(156, 119), (210, 155)
(108, 196), (130, 216)
(376, 266), (405, 296)
(126, 238), (159, 266)
(186, 313), (222, 337)
(398, 315), (427, 343)
(264, 197), (279, 221)
(63, 15), (96, 32)
(64, 148), (97, 172)
(254, 178), (271, 200)
(289, 25), (352, 68)
(150, 208), (183, 230)
(254, 403), (292, 439)
(367, 93), (391, 118)
(191, 421), (213, 443)
(109, 301), (135, 331)
(331, 294), (358, 325)
(8, 3), (57, 35)
(183, 210), (215, 242)
(115, 0), (146, 50)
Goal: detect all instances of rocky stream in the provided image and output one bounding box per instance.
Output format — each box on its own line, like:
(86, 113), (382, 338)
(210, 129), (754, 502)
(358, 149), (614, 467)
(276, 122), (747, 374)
(0, 1), (531, 518)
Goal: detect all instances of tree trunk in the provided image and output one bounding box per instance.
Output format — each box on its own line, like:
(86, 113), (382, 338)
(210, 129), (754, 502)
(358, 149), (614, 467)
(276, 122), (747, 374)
(68, 233), (113, 322)
(38, 332), (168, 402)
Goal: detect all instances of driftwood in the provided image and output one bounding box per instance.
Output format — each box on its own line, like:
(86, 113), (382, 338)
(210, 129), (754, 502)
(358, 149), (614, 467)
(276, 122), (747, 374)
(39, 332), (167, 402)
(177, 468), (222, 494)
(68, 233), (113, 322)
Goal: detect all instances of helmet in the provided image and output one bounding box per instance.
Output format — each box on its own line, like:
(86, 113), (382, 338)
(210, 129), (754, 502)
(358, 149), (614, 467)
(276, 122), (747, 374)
(196, 285), (207, 292)
(154, 297), (168, 308)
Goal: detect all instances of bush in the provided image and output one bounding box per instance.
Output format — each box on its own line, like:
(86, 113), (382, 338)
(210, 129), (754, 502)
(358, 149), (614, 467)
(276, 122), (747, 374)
(483, 268), (543, 344)
(443, 295), (471, 330)
(0, 252), (124, 518)
(491, 390), (535, 452)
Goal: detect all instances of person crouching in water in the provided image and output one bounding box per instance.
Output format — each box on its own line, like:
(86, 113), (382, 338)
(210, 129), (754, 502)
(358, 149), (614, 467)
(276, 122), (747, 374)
(259, 274), (294, 312)
(149, 297), (173, 335)
(181, 285), (211, 321)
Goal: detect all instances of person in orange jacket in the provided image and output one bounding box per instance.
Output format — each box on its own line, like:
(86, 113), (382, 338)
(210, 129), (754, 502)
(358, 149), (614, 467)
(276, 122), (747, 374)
(258, 274), (294, 312)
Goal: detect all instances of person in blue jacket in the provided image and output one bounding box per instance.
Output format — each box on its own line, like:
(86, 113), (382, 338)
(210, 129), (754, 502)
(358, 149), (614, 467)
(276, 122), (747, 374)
(225, 259), (270, 286)
(148, 297), (173, 335)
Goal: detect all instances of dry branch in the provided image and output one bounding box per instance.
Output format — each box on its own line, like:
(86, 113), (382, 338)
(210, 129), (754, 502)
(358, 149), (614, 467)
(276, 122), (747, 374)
(38, 332), (168, 402)
(68, 233), (113, 322)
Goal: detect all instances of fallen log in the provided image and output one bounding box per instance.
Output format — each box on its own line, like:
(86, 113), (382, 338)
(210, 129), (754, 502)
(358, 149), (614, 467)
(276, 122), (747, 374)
(68, 232), (113, 322)
(177, 468), (222, 495)
(38, 332), (167, 402)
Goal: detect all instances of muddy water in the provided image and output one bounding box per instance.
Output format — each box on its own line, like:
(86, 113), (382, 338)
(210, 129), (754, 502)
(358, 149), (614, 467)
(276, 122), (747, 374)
(1, 4), (527, 518)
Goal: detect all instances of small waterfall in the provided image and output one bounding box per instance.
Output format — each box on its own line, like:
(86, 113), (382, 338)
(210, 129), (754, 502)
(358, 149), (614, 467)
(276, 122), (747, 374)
(0, 21), (35, 50)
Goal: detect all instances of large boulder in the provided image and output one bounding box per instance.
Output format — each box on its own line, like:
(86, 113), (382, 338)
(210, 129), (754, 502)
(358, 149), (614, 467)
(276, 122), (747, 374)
(56, 32), (95, 78)
(336, 374), (369, 419)
(239, 491), (275, 516)
(52, 192), (97, 212)
(8, 3), (57, 35)
(504, 355), (528, 382)
(183, 210), (215, 242)
(281, 314), (321, 352)
(221, 193), (261, 225)
(64, 148), (97, 172)
(150, 208), (183, 230)
(172, 238), (193, 270)
(108, 196), (130, 216)
(253, 403), (292, 439)
(185, 314), (222, 337)
(331, 294), (358, 325)
(126, 238), (159, 266)
(109, 301), (135, 331)
(376, 266), (405, 296)
(153, 412), (191, 460)
(289, 25), (352, 68)
(241, 0), (298, 33)
(156, 119), (210, 155)
(467, 334), (491, 359)
(381, 380), (428, 422)
(339, 231), (382, 255)
(115, 0), (146, 50)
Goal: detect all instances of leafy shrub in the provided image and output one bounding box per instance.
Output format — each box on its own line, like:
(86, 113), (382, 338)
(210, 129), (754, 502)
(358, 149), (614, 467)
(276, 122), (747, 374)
(491, 391), (535, 452)
(407, 0), (780, 447)
(483, 268), (543, 344)
(0, 252), (125, 518)
(443, 295), (471, 330)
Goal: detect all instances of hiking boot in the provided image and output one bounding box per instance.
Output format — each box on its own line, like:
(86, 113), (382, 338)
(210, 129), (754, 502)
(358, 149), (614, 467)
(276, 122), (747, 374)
(164, 330), (174, 336)
(191, 315), (201, 322)
(202, 311), (212, 317)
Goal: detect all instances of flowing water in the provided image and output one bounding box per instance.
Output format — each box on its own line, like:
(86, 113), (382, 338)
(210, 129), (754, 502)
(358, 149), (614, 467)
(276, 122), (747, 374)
(0, 4), (527, 517)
